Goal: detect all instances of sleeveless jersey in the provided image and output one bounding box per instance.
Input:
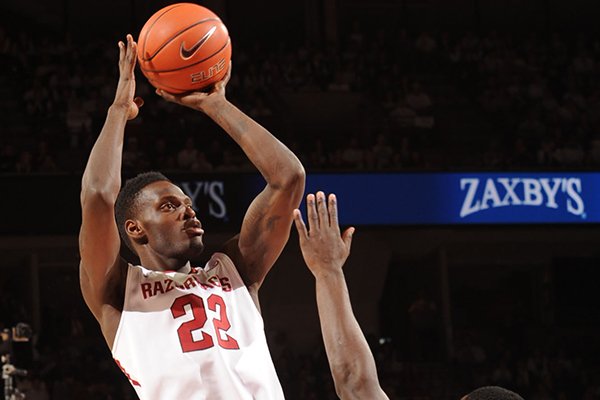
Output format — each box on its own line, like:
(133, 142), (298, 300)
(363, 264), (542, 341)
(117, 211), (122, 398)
(111, 252), (284, 400)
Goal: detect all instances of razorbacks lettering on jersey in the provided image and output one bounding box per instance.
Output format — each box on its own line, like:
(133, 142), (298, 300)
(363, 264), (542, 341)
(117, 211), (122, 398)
(111, 252), (284, 400)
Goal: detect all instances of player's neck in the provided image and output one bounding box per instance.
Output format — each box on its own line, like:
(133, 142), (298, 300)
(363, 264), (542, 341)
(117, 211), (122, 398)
(138, 253), (192, 273)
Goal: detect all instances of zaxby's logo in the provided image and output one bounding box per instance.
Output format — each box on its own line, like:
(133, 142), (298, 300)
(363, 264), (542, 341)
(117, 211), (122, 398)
(459, 177), (586, 219)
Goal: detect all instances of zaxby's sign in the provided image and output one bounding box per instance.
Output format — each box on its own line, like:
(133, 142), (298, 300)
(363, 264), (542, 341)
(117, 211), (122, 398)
(302, 172), (600, 225)
(2, 172), (599, 235)
(458, 176), (586, 220)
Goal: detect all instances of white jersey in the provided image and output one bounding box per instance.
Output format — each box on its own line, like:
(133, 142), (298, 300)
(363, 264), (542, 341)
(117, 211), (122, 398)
(111, 252), (284, 400)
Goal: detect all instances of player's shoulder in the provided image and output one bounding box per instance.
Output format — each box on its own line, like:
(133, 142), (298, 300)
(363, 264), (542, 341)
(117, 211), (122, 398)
(205, 252), (236, 271)
(201, 252), (247, 288)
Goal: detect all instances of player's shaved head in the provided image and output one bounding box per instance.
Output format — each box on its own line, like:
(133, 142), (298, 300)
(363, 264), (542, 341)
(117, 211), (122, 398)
(462, 386), (524, 400)
(115, 171), (171, 252)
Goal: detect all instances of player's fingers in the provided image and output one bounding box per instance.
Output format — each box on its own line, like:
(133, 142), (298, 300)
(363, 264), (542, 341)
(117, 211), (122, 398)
(126, 35), (133, 57)
(118, 41), (125, 64)
(129, 42), (138, 66)
(342, 227), (355, 252)
(328, 193), (340, 231)
(215, 62), (231, 91)
(316, 191), (328, 230)
(306, 193), (319, 234)
(293, 209), (308, 240)
(125, 35), (136, 60)
(155, 89), (178, 103)
(223, 60), (232, 84)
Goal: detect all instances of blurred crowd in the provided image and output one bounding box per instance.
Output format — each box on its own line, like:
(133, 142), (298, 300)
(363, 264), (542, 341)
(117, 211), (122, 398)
(1, 22), (600, 174)
(2, 16), (600, 400)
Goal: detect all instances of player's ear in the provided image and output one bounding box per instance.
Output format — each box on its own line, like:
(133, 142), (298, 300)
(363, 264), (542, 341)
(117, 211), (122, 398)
(125, 219), (145, 241)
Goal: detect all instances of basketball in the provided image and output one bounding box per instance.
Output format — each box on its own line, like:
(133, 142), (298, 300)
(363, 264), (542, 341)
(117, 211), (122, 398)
(137, 3), (231, 93)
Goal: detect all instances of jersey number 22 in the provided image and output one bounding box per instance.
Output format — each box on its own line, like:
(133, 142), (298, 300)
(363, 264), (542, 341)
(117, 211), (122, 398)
(171, 293), (240, 352)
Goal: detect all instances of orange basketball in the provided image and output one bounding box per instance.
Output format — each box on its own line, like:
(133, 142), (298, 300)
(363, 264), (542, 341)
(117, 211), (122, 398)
(137, 3), (231, 94)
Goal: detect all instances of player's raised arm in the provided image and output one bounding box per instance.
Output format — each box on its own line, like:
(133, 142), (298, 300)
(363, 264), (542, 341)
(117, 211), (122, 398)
(157, 65), (305, 293)
(79, 34), (143, 324)
(294, 192), (389, 400)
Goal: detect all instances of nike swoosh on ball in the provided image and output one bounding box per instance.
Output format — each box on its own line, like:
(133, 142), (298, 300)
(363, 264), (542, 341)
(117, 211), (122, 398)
(180, 26), (217, 60)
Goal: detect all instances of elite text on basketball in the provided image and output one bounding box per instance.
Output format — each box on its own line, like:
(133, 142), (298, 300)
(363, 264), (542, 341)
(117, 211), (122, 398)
(190, 58), (227, 83)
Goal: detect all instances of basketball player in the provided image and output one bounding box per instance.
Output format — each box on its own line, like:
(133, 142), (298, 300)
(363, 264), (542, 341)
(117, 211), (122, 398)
(293, 192), (524, 400)
(79, 34), (304, 399)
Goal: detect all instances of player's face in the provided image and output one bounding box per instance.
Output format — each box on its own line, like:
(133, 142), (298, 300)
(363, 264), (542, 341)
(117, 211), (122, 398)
(135, 181), (205, 259)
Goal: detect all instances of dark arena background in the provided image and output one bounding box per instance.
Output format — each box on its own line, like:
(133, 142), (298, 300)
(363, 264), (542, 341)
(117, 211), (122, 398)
(2, 0), (600, 398)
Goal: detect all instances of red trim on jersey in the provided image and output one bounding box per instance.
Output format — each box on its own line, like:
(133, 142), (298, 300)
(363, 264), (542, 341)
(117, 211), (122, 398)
(114, 358), (142, 387)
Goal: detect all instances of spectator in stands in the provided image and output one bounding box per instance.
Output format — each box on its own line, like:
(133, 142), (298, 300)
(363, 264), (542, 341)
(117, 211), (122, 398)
(19, 375), (50, 400)
(555, 138), (585, 167)
(249, 96), (274, 119)
(176, 136), (198, 170)
(15, 150), (33, 173)
(3, 22), (600, 172)
(0, 143), (17, 172)
(340, 137), (364, 168)
(191, 151), (214, 172)
(149, 137), (175, 171)
(408, 289), (439, 362)
(389, 97), (417, 129)
(121, 136), (146, 172)
(371, 133), (394, 169)
(405, 81), (434, 130)
(306, 138), (328, 170)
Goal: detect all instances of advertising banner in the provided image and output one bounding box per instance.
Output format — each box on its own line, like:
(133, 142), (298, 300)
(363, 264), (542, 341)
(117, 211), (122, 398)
(2, 172), (599, 235)
(303, 172), (600, 225)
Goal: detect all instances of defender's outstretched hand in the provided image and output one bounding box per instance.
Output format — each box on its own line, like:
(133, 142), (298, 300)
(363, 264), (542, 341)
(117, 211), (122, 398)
(114, 34), (144, 120)
(293, 192), (354, 278)
(293, 192), (388, 400)
(156, 61), (232, 113)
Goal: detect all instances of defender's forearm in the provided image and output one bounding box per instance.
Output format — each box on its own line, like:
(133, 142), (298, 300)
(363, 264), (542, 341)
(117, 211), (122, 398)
(314, 271), (381, 395)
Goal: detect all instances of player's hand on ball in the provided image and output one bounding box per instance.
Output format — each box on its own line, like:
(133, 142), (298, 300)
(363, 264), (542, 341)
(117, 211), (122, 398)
(114, 34), (144, 120)
(155, 61), (232, 113)
(293, 192), (355, 278)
